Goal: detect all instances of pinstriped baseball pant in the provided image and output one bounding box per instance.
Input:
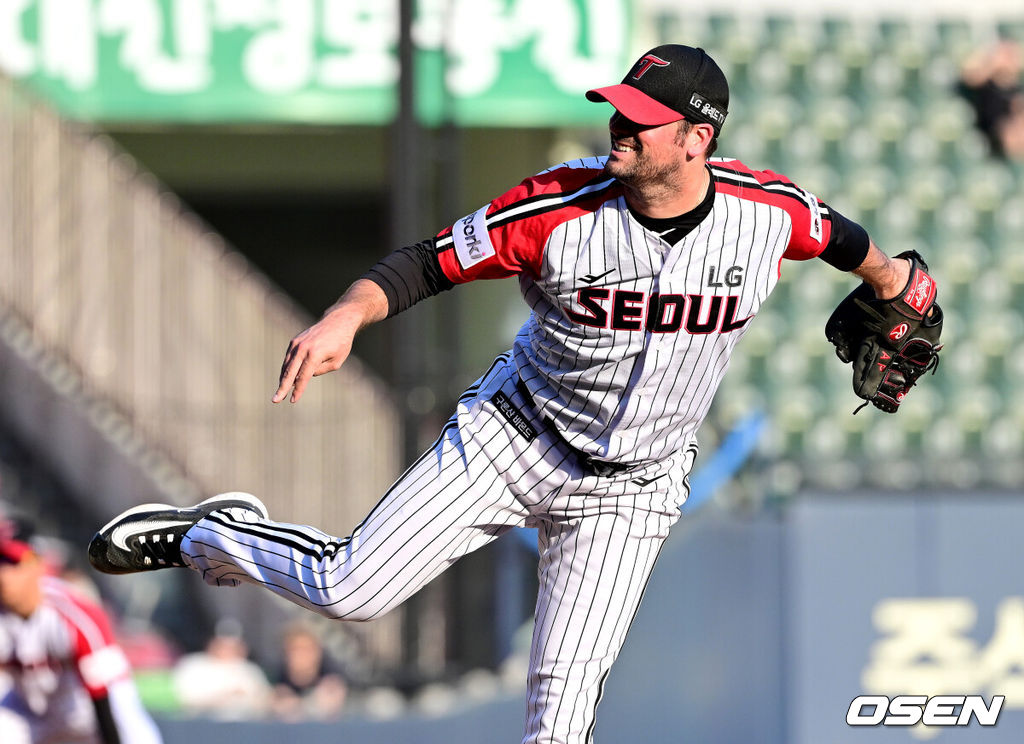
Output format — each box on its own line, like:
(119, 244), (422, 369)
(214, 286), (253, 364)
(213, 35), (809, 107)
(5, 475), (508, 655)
(181, 354), (692, 743)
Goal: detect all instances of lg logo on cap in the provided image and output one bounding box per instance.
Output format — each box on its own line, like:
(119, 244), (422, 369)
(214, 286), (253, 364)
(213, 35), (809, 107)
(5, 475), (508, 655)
(689, 94), (725, 125)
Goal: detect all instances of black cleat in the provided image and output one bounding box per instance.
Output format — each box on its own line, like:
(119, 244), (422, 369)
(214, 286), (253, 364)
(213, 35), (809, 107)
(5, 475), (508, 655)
(88, 492), (268, 575)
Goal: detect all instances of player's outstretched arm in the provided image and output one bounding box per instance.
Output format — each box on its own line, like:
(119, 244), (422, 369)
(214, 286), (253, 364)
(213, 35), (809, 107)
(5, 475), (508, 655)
(273, 278), (389, 404)
(849, 240), (911, 300)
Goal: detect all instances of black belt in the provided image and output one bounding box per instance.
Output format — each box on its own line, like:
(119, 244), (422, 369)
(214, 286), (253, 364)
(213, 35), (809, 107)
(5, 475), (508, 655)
(514, 376), (635, 477)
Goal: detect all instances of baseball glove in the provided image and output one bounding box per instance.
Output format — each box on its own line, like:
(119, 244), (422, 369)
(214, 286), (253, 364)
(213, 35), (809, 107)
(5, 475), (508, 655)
(825, 250), (943, 413)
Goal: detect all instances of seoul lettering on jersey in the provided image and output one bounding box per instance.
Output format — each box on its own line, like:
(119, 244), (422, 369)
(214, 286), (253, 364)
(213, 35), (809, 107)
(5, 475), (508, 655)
(564, 290), (752, 334)
(433, 156), (831, 464)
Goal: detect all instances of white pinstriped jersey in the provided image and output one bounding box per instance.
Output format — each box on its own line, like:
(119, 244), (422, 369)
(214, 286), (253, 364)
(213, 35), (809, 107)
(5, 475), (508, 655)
(436, 156), (834, 465)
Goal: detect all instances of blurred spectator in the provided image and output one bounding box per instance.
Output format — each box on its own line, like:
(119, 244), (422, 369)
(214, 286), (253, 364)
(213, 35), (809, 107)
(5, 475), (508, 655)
(172, 618), (271, 719)
(0, 515), (163, 744)
(270, 622), (348, 721)
(115, 627), (181, 715)
(957, 38), (1024, 160)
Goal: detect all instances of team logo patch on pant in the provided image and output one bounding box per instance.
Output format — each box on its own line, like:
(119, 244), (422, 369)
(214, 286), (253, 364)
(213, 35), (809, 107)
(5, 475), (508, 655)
(491, 390), (537, 442)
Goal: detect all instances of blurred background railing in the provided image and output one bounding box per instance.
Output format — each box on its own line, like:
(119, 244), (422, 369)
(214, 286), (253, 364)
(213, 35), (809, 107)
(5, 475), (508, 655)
(0, 70), (404, 666)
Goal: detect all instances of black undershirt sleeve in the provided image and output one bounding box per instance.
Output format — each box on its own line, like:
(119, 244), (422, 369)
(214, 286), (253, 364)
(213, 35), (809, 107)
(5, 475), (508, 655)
(817, 208), (870, 272)
(361, 238), (455, 318)
(92, 695), (122, 744)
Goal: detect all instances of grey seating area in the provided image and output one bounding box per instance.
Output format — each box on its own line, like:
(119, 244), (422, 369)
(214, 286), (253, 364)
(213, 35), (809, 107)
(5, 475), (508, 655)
(661, 14), (1024, 495)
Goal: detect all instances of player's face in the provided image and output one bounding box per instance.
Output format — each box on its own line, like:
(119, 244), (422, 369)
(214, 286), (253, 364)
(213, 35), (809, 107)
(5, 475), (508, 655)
(0, 555), (43, 616)
(604, 112), (688, 187)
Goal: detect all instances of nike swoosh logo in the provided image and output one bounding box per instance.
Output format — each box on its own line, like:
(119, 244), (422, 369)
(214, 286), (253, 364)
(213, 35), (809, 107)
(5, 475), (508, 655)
(111, 520), (193, 551)
(579, 269), (616, 285)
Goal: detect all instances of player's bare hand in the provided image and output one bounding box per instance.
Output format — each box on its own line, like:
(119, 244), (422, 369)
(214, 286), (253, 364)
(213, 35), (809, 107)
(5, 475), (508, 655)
(272, 313), (358, 404)
(271, 279), (389, 404)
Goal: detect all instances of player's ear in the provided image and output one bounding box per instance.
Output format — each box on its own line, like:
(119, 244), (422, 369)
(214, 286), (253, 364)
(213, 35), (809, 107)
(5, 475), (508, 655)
(685, 123), (715, 158)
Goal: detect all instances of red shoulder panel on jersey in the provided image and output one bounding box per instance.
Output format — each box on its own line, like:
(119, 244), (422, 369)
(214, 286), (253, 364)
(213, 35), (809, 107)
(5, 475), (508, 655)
(710, 158), (832, 261)
(45, 579), (131, 698)
(436, 162), (621, 283)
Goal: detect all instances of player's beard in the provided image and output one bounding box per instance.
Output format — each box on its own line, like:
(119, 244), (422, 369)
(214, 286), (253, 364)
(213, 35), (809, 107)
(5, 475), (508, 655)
(604, 147), (680, 190)
(603, 130), (686, 191)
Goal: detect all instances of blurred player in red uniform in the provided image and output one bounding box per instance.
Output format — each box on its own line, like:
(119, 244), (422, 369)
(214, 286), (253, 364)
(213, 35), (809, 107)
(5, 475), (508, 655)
(0, 516), (163, 744)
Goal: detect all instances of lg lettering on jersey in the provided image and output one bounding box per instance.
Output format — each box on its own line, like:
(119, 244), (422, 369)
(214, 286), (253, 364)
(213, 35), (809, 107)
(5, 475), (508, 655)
(707, 264), (744, 287)
(565, 289), (752, 334)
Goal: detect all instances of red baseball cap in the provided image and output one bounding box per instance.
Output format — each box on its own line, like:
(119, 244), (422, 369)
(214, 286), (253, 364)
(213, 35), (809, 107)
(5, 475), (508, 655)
(587, 45), (729, 134)
(0, 517), (36, 563)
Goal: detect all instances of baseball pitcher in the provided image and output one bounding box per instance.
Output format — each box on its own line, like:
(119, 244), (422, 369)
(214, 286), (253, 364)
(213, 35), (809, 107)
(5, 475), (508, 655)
(89, 45), (942, 743)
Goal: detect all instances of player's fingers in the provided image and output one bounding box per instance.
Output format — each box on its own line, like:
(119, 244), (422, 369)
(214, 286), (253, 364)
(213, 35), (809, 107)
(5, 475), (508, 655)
(272, 343), (304, 403)
(278, 342), (298, 380)
(288, 356), (318, 403)
(271, 377), (294, 404)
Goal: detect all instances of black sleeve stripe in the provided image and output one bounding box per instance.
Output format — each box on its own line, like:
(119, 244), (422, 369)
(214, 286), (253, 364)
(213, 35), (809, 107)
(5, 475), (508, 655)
(710, 164), (834, 219)
(361, 238), (455, 317)
(711, 171), (817, 210)
(485, 184), (617, 233)
(817, 207), (870, 271)
(435, 177), (618, 252)
(485, 171), (614, 221)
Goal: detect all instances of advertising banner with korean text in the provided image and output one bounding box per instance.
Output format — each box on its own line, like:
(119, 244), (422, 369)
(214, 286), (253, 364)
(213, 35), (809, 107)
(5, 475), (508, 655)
(0, 0), (630, 126)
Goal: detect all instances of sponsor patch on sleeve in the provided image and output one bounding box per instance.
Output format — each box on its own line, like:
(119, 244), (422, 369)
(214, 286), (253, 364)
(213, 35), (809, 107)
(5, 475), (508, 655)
(802, 188), (823, 243)
(453, 205), (495, 270)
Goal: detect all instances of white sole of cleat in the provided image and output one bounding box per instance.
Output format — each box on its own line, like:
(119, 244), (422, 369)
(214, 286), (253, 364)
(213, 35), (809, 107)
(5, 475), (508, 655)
(97, 492), (269, 535)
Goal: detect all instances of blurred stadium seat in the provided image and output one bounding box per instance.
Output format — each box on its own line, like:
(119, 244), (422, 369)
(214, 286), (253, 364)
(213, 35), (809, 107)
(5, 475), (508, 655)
(705, 12), (1024, 493)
